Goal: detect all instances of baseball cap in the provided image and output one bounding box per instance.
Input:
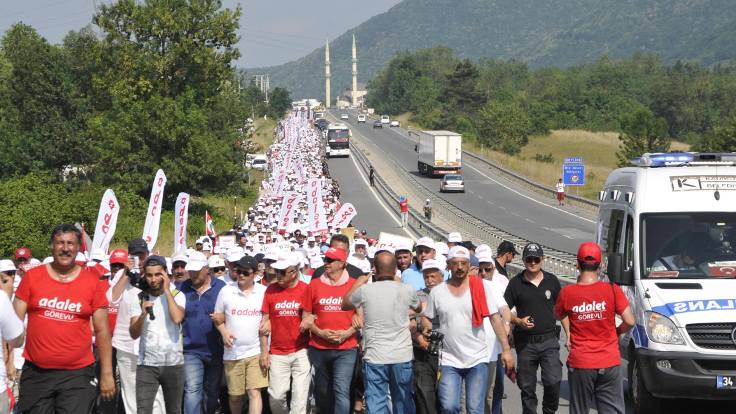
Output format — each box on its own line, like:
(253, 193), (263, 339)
(226, 250), (244, 263)
(186, 251), (208, 272)
(91, 248), (106, 262)
(324, 247), (348, 262)
(447, 232), (462, 243)
(264, 248), (280, 262)
(109, 249), (128, 265)
(395, 240), (413, 253)
(0, 259), (16, 272)
(143, 255), (167, 268)
(171, 250), (189, 264)
(354, 239), (368, 248)
(434, 242), (449, 256)
(236, 256), (258, 271)
(421, 259), (441, 272)
(375, 245), (396, 255)
(15, 248), (31, 260)
(475, 244), (491, 256)
(272, 252), (300, 270)
(577, 242), (602, 264)
(522, 243), (544, 259)
(447, 246), (470, 261)
(476, 251), (495, 264)
(497, 241), (520, 255)
(127, 238), (148, 255)
(208, 255), (225, 268)
(415, 237), (434, 250)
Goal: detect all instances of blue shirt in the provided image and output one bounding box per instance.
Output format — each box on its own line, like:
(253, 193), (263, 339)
(401, 262), (449, 291)
(180, 277), (227, 358)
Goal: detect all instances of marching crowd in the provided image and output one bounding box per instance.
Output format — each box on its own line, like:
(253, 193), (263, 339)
(0, 112), (636, 414)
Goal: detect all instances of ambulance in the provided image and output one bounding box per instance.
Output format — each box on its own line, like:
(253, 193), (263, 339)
(598, 152), (736, 413)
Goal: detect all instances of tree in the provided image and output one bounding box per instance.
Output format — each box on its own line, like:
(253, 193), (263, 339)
(616, 107), (671, 166)
(475, 100), (531, 155)
(267, 87), (291, 118)
(696, 116), (736, 152)
(441, 59), (484, 114)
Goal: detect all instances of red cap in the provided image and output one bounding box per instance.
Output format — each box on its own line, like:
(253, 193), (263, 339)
(109, 249), (128, 265)
(15, 248), (31, 260)
(577, 242), (601, 264)
(324, 247), (348, 262)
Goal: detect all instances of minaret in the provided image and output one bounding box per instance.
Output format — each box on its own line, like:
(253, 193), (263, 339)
(351, 34), (358, 107)
(325, 38), (331, 108)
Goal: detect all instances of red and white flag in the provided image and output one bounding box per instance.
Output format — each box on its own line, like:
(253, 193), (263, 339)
(332, 203), (358, 230)
(90, 189), (119, 254)
(174, 192), (190, 253)
(277, 192), (300, 230)
(307, 178), (328, 232)
(142, 169), (167, 252)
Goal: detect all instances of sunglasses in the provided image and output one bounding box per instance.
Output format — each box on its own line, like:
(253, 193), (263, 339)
(233, 268), (254, 276)
(524, 257), (542, 264)
(478, 267), (494, 273)
(172, 263), (187, 269)
(323, 258), (335, 264)
(212, 267), (226, 273)
(275, 268), (295, 275)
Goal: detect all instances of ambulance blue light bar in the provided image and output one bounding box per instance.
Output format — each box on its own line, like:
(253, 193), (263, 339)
(630, 152), (694, 167)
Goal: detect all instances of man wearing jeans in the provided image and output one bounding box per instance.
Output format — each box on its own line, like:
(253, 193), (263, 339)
(342, 251), (423, 413)
(129, 256), (187, 414)
(180, 252), (227, 414)
(423, 246), (514, 414)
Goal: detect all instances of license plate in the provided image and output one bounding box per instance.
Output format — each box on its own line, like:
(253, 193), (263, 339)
(717, 375), (736, 389)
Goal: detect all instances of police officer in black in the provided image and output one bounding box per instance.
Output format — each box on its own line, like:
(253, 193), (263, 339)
(503, 243), (567, 414)
(369, 165), (375, 187)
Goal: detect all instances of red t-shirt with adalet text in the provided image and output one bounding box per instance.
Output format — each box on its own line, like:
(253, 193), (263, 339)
(15, 265), (109, 370)
(554, 281), (629, 369)
(303, 277), (357, 350)
(262, 281), (310, 355)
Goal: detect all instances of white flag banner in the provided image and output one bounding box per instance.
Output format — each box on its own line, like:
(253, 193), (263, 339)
(173, 192), (190, 253)
(277, 192), (300, 230)
(331, 203), (358, 229)
(90, 189), (120, 254)
(142, 169), (167, 252)
(307, 178), (328, 232)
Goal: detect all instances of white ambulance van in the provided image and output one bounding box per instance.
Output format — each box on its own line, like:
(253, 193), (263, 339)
(599, 152), (736, 413)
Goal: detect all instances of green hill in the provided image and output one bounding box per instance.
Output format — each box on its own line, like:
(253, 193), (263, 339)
(248, 0), (736, 98)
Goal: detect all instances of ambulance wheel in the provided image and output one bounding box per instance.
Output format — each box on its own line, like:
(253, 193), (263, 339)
(628, 351), (662, 414)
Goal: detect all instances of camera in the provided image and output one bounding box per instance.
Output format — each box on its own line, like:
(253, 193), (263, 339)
(427, 330), (445, 356)
(127, 255), (149, 291)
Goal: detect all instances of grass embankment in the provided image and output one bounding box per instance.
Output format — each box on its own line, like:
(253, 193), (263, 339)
(397, 113), (690, 200)
(252, 117), (278, 151)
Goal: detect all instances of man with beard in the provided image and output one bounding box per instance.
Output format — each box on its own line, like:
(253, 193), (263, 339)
(130, 256), (186, 414)
(395, 243), (414, 273)
(171, 252), (189, 289)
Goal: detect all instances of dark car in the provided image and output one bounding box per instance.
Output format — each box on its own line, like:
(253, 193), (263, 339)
(315, 118), (329, 130)
(373, 120), (383, 128)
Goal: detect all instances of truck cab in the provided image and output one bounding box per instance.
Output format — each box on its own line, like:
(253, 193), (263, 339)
(599, 152), (736, 413)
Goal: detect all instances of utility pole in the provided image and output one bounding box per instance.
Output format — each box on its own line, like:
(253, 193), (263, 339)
(325, 38), (331, 108)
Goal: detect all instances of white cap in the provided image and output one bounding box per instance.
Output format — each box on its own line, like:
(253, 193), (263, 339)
(272, 251), (300, 270)
(226, 250), (244, 263)
(171, 251), (189, 264)
(415, 237), (434, 250)
(0, 259), (16, 272)
(447, 232), (462, 243)
(90, 248), (106, 262)
(476, 251), (495, 264)
(434, 242), (449, 256)
(264, 248), (280, 262)
(354, 239), (368, 248)
(421, 259), (441, 272)
(374, 245), (396, 255)
(202, 242), (212, 252)
(475, 244), (492, 256)
(447, 246), (470, 260)
(395, 240), (413, 253)
(208, 255), (225, 268)
(186, 251), (208, 272)
(213, 246), (222, 254)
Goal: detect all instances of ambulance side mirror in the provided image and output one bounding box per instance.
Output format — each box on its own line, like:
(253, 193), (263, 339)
(607, 253), (633, 286)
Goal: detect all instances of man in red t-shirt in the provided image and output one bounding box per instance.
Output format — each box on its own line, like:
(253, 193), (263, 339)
(399, 196), (409, 228)
(554, 242), (635, 414)
(303, 247), (358, 414)
(13, 223), (115, 413)
(260, 251), (311, 414)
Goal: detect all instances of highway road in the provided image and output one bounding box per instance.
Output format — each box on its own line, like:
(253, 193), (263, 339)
(330, 110), (595, 254)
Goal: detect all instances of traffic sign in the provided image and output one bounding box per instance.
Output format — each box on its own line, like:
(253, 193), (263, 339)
(563, 163), (585, 186)
(564, 157), (583, 164)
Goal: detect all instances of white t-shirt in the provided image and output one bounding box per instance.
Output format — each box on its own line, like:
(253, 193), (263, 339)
(425, 281), (498, 368)
(111, 280), (142, 355)
(556, 182), (565, 193)
(130, 291), (187, 366)
(482, 279), (508, 361)
(214, 283), (266, 361)
(347, 255), (371, 274)
(0, 293), (24, 389)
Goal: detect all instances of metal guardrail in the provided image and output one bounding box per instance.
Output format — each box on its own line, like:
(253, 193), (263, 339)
(461, 150), (600, 210)
(349, 140), (578, 279)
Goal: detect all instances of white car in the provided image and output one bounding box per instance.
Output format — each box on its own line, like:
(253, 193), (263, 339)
(357, 114), (366, 123)
(250, 157), (268, 171)
(390, 120), (400, 128)
(439, 174), (465, 193)
(380, 115), (390, 124)
(340, 113), (349, 120)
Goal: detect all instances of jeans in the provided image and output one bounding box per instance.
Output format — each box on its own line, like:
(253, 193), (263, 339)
(568, 366), (624, 414)
(307, 347), (358, 414)
(268, 349), (312, 414)
(116, 349), (165, 414)
(516, 338), (562, 414)
(136, 365), (185, 414)
(491, 358), (504, 414)
(437, 363), (489, 414)
(183, 353), (224, 414)
(363, 361), (415, 414)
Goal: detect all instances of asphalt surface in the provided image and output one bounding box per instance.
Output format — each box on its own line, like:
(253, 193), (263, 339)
(329, 110), (595, 254)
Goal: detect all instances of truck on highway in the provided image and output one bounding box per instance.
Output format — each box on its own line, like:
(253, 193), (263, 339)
(412, 130), (462, 176)
(600, 152), (736, 413)
(325, 123), (351, 158)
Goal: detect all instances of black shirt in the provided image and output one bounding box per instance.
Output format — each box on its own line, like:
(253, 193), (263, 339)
(504, 270), (561, 337)
(494, 259), (508, 277)
(311, 263), (364, 279)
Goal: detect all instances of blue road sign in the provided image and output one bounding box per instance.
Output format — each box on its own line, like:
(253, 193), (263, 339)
(563, 163), (585, 186)
(564, 157), (583, 164)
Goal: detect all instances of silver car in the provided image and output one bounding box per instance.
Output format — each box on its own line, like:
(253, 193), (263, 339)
(440, 174), (465, 193)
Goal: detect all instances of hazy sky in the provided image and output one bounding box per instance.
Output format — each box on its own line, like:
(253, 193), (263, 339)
(0, 0), (402, 67)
